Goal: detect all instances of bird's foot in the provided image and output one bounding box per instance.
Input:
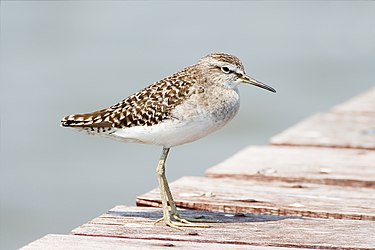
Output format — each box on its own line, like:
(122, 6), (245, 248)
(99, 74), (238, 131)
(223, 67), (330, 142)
(154, 214), (210, 229)
(172, 213), (217, 224)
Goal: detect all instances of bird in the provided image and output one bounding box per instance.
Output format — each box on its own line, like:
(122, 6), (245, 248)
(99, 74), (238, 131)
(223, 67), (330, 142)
(61, 53), (276, 228)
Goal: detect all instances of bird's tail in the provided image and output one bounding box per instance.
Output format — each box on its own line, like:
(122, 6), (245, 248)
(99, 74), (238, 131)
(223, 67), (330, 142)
(61, 114), (93, 127)
(61, 108), (111, 128)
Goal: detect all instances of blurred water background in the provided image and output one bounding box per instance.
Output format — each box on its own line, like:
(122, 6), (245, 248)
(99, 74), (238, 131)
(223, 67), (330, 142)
(1, 1), (374, 249)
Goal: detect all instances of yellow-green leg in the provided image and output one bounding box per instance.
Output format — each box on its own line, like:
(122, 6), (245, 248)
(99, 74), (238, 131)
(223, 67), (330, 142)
(155, 147), (209, 228)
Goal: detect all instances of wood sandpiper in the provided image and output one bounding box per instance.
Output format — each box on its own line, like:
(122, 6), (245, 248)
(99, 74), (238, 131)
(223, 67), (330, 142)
(61, 53), (276, 228)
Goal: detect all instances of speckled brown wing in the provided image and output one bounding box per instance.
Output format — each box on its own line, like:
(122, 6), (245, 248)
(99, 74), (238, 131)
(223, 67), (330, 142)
(61, 67), (199, 129)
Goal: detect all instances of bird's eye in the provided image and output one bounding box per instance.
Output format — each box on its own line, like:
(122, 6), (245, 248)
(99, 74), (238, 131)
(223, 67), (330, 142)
(221, 66), (231, 74)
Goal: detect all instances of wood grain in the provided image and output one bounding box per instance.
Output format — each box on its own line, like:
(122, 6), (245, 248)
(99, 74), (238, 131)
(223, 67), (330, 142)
(137, 176), (375, 221)
(270, 112), (375, 149)
(71, 206), (375, 249)
(205, 145), (375, 188)
(331, 87), (375, 115)
(23, 234), (296, 250)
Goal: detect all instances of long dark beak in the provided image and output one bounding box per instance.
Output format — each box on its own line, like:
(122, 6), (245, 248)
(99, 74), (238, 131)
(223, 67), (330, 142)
(240, 74), (276, 93)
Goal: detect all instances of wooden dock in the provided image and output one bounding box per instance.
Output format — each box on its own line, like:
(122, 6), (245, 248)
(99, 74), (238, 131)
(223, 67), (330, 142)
(23, 87), (375, 249)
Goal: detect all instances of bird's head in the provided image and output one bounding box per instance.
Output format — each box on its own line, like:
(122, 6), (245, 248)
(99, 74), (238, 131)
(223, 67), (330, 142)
(198, 53), (276, 93)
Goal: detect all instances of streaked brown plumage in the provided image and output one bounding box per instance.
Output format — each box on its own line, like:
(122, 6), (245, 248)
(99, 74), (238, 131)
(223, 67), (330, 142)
(61, 53), (250, 131)
(62, 67), (197, 129)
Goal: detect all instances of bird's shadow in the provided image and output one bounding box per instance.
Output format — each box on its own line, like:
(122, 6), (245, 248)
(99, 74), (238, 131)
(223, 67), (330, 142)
(107, 208), (301, 223)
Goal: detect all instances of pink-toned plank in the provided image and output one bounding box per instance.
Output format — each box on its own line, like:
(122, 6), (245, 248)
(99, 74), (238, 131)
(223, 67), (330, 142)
(205, 145), (375, 188)
(137, 176), (375, 221)
(331, 87), (375, 115)
(23, 234), (286, 250)
(270, 112), (375, 149)
(71, 206), (375, 249)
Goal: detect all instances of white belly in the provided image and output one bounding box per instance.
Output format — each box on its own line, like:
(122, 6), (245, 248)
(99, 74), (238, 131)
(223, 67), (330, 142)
(109, 88), (240, 147)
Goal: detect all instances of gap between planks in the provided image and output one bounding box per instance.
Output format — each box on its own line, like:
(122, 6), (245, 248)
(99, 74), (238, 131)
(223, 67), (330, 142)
(21, 234), (308, 250)
(137, 176), (375, 221)
(69, 206), (375, 250)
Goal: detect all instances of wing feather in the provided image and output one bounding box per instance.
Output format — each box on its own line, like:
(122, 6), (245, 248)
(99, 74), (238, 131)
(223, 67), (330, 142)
(61, 67), (199, 129)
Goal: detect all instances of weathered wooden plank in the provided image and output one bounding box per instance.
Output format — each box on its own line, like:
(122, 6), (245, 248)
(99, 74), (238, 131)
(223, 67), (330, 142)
(205, 145), (375, 188)
(21, 234), (304, 250)
(331, 87), (375, 115)
(270, 112), (375, 149)
(137, 176), (375, 221)
(71, 206), (375, 249)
